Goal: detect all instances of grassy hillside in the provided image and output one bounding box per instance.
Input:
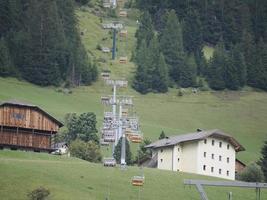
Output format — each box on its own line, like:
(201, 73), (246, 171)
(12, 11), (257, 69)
(0, 150), (266, 200)
(1, 77), (267, 163)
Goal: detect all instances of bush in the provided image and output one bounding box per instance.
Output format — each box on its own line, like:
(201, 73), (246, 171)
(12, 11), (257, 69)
(27, 187), (50, 200)
(70, 139), (102, 163)
(238, 163), (264, 182)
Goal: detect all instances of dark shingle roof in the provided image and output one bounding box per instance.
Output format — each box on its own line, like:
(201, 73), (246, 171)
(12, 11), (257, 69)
(0, 100), (64, 127)
(145, 129), (245, 152)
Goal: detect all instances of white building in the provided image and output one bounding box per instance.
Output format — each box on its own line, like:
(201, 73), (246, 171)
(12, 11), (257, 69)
(145, 129), (245, 180)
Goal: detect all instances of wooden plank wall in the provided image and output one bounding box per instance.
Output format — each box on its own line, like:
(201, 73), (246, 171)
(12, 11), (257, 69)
(0, 129), (51, 149)
(0, 105), (59, 132)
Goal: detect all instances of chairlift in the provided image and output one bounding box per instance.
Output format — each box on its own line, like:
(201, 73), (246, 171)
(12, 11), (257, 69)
(129, 134), (142, 143)
(101, 47), (111, 53)
(101, 72), (110, 80)
(119, 56), (128, 64)
(102, 129), (116, 142)
(122, 108), (128, 117)
(119, 30), (128, 37)
(103, 157), (116, 167)
(119, 10), (127, 17)
(100, 139), (109, 146)
(101, 96), (110, 104)
(132, 176), (144, 186)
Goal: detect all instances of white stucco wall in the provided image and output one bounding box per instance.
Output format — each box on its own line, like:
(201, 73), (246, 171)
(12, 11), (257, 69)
(157, 146), (173, 170)
(197, 137), (236, 180)
(179, 141), (198, 173)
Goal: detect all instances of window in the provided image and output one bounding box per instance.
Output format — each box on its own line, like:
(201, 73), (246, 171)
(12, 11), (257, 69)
(161, 149), (163, 153)
(219, 155), (222, 161)
(219, 142), (222, 148)
(211, 167), (214, 173)
(204, 139), (207, 144)
(212, 140), (215, 146)
(178, 148), (180, 152)
(227, 157), (230, 163)
(203, 165), (206, 171)
(204, 152), (206, 157)
(227, 171), (229, 176)
(211, 154), (214, 159)
(160, 159), (163, 163)
(219, 169), (222, 174)
(227, 144), (230, 149)
(178, 158), (180, 162)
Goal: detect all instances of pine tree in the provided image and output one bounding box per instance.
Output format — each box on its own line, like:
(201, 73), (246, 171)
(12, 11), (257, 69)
(154, 53), (169, 93)
(207, 40), (226, 90)
(258, 140), (267, 182)
(159, 131), (166, 139)
(183, 8), (203, 54)
(135, 11), (154, 50)
(232, 44), (247, 87)
(0, 38), (14, 76)
(114, 137), (132, 165)
(133, 40), (150, 94)
(160, 10), (185, 83)
(180, 54), (197, 88)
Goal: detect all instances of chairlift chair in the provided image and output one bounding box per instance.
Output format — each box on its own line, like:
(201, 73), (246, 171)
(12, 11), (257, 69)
(100, 138), (109, 146)
(132, 176), (144, 186)
(119, 56), (128, 64)
(103, 157), (116, 167)
(119, 30), (128, 37)
(119, 10), (127, 17)
(122, 108), (128, 117)
(102, 129), (116, 142)
(101, 72), (110, 80)
(129, 134), (142, 143)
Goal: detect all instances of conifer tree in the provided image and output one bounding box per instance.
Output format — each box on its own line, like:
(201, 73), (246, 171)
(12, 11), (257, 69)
(258, 140), (267, 182)
(0, 38), (14, 76)
(133, 40), (150, 94)
(114, 137), (132, 165)
(135, 11), (154, 50)
(207, 41), (226, 90)
(159, 131), (166, 140)
(183, 8), (203, 54)
(180, 54), (197, 88)
(160, 10), (185, 83)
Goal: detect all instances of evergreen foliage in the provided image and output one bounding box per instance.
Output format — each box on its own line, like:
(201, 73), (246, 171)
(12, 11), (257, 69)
(159, 131), (166, 139)
(135, 0), (267, 91)
(258, 140), (267, 182)
(113, 137), (132, 165)
(160, 10), (184, 83)
(0, 0), (97, 86)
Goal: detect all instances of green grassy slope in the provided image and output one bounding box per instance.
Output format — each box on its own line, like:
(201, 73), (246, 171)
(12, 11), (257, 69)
(0, 150), (266, 200)
(1, 77), (267, 163)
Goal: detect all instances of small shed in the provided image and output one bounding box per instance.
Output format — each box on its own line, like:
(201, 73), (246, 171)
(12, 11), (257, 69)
(235, 159), (246, 174)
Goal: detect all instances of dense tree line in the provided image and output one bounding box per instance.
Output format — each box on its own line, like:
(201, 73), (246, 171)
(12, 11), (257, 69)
(0, 0), (97, 86)
(134, 0), (267, 92)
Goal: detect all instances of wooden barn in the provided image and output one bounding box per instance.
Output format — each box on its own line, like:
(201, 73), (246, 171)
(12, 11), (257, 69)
(0, 100), (63, 152)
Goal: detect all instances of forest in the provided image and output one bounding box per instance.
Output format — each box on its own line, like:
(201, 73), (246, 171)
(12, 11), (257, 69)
(0, 0), (97, 86)
(0, 0), (267, 92)
(133, 0), (267, 93)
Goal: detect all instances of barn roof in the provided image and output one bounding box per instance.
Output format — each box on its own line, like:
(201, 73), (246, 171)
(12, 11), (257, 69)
(145, 129), (245, 152)
(0, 100), (64, 127)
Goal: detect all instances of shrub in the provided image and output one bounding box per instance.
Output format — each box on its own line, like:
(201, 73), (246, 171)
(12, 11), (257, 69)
(27, 187), (50, 200)
(70, 139), (102, 163)
(238, 163), (264, 182)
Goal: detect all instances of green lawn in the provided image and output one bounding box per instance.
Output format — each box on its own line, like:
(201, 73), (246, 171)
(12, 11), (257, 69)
(203, 45), (215, 60)
(0, 150), (266, 200)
